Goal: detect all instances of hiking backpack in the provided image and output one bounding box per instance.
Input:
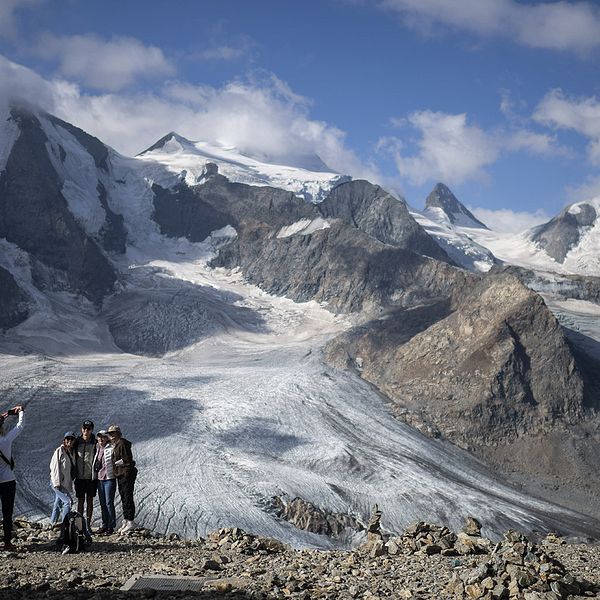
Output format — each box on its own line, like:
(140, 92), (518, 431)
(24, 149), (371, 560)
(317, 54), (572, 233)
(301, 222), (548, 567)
(56, 511), (91, 553)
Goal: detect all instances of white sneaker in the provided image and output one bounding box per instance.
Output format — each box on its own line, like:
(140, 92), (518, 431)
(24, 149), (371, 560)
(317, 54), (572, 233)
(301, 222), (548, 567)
(117, 520), (128, 533)
(121, 520), (136, 533)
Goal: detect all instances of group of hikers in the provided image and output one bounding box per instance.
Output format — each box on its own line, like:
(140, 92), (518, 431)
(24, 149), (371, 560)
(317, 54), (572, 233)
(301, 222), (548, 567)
(0, 405), (138, 551)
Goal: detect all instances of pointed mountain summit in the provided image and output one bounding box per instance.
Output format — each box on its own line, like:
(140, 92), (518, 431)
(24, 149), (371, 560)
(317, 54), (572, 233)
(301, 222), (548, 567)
(425, 183), (488, 229)
(138, 131), (197, 155)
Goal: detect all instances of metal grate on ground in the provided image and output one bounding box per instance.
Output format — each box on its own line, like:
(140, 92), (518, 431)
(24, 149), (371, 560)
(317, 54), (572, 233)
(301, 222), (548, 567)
(121, 574), (214, 591)
(121, 574), (250, 592)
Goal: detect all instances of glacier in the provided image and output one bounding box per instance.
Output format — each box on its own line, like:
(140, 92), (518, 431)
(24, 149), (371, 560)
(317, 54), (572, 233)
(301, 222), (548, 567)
(3, 234), (600, 548)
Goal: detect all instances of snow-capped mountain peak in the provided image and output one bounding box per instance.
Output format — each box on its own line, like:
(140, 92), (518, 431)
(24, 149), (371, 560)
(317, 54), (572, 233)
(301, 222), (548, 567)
(526, 196), (600, 267)
(424, 182), (488, 230)
(137, 132), (350, 203)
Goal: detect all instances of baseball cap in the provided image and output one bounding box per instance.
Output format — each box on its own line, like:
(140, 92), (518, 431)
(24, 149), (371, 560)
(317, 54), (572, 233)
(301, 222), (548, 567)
(82, 420), (94, 429)
(97, 429), (108, 436)
(63, 431), (76, 439)
(107, 424), (121, 434)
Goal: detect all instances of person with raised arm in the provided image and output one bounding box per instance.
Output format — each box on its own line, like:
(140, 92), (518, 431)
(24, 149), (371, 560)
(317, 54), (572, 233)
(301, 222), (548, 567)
(0, 405), (24, 551)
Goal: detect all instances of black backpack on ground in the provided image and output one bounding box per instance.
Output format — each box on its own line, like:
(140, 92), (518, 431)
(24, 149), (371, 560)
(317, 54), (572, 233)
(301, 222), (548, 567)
(56, 511), (92, 553)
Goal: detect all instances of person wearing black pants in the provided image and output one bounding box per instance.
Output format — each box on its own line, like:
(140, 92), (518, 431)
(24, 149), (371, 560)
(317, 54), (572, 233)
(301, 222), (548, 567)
(107, 424), (137, 534)
(0, 405), (24, 551)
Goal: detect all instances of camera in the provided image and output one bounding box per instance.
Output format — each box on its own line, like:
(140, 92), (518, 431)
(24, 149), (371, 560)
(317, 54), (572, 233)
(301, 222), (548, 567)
(8, 408), (19, 416)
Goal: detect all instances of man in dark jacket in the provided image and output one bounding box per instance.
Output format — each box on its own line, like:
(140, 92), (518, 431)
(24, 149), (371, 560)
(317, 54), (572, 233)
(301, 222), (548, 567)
(107, 424), (137, 533)
(74, 419), (97, 530)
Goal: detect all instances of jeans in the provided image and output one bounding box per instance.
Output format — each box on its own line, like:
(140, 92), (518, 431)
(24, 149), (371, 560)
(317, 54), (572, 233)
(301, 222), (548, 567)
(0, 480), (16, 544)
(97, 479), (116, 529)
(117, 468), (137, 521)
(50, 483), (72, 524)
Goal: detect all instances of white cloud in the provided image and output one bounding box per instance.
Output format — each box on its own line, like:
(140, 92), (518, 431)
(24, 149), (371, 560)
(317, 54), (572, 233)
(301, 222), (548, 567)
(0, 54), (55, 109)
(0, 55), (381, 184)
(504, 129), (572, 158)
(534, 89), (600, 163)
(381, 111), (499, 186)
(34, 33), (176, 91)
(566, 175), (600, 203)
(470, 207), (550, 233)
(381, 108), (572, 187)
(380, 0), (600, 53)
(0, 0), (42, 40)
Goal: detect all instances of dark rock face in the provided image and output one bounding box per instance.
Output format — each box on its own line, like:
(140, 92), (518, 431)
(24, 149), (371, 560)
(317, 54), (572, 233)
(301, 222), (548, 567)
(0, 108), (116, 304)
(151, 182), (233, 242)
(319, 180), (452, 262)
(97, 182), (127, 253)
(325, 274), (586, 446)
(47, 114), (109, 171)
(212, 221), (471, 314)
(269, 496), (362, 537)
(194, 173), (317, 229)
(151, 172), (464, 314)
(530, 203), (597, 262)
(425, 182), (488, 229)
(0, 266), (29, 330)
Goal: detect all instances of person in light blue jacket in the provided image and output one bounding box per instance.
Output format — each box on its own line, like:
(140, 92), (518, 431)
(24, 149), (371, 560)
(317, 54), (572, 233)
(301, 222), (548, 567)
(0, 405), (24, 551)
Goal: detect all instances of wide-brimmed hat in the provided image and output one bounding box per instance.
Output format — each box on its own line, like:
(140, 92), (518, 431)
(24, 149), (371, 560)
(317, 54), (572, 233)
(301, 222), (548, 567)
(107, 424), (121, 434)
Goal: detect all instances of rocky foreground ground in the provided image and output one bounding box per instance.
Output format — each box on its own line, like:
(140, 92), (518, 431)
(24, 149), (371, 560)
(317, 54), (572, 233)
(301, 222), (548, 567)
(1, 514), (599, 600)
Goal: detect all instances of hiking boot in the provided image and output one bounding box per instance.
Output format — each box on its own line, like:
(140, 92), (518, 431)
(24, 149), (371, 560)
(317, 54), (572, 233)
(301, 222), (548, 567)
(95, 527), (108, 535)
(3, 542), (16, 551)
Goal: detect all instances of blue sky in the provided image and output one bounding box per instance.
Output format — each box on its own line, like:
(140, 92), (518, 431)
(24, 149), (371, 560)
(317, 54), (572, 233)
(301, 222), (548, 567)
(2, 0), (600, 230)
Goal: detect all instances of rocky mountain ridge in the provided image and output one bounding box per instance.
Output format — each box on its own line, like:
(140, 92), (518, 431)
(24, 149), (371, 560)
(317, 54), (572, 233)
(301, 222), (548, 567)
(0, 106), (120, 306)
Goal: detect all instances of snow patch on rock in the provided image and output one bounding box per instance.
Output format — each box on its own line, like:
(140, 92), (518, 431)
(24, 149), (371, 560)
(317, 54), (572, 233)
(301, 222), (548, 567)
(277, 217), (331, 239)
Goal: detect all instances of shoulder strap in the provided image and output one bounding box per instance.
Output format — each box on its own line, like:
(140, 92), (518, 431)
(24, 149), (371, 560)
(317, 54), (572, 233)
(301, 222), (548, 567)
(0, 449), (14, 470)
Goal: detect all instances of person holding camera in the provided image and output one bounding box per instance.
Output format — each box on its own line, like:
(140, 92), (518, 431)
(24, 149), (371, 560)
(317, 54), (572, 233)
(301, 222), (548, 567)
(0, 405), (24, 551)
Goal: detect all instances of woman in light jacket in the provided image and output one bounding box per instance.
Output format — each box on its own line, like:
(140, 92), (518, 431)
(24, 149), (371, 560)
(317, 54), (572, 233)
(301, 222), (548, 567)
(49, 432), (76, 526)
(94, 430), (116, 534)
(0, 405), (24, 551)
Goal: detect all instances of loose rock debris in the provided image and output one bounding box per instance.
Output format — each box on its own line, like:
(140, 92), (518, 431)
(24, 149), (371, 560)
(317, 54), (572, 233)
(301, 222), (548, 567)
(0, 516), (598, 599)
